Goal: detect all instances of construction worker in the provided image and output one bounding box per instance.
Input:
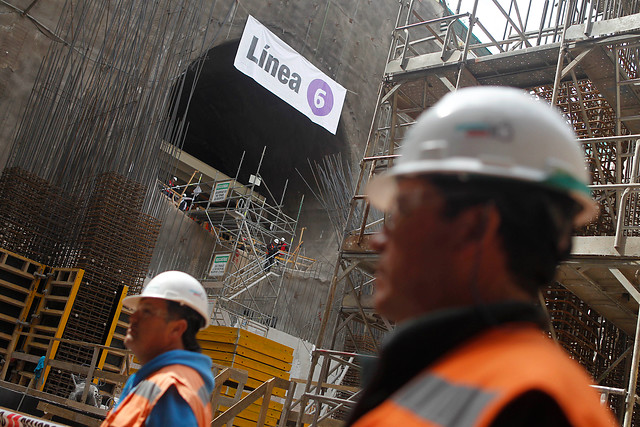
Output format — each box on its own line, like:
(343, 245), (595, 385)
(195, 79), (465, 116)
(164, 176), (178, 197)
(264, 238), (279, 271)
(346, 87), (616, 426)
(179, 192), (192, 211)
(101, 271), (214, 427)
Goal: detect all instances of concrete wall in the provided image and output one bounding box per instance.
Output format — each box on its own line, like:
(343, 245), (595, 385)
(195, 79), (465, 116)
(148, 196), (217, 279)
(0, 1), (60, 170)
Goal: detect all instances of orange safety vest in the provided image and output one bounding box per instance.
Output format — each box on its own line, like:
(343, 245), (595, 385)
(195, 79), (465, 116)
(101, 364), (212, 427)
(352, 325), (616, 427)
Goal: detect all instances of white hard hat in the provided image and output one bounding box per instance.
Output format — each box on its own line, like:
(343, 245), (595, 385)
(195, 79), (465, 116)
(123, 271), (209, 328)
(367, 86), (598, 226)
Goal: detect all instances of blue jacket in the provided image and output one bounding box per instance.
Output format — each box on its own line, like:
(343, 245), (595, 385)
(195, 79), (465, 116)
(114, 350), (215, 426)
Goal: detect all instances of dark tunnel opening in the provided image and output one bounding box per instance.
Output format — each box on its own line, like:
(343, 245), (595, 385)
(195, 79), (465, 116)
(170, 40), (348, 212)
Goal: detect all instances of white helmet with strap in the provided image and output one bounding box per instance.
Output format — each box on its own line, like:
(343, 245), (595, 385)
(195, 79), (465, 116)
(367, 86), (598, 226)
(123, 271), (209, 328)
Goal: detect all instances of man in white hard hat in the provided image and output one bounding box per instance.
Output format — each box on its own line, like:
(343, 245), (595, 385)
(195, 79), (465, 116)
(346, 87), (616, 426)
(102, 271), (214, 427)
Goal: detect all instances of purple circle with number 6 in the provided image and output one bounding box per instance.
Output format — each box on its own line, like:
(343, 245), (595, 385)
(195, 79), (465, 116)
(307, 79), (334, 116)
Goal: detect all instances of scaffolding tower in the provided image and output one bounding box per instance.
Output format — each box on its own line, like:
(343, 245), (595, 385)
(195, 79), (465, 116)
(161, 147), (323, 336)
(302, 1), (640, 425)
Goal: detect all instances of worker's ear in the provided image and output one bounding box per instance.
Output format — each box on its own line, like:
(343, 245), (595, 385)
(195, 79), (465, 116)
(450, 203), (501, 248)
(168, 318), (188, 340)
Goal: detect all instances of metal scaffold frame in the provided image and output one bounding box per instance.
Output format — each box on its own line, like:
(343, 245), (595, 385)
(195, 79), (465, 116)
(306, 1), (640, 425)
(158, 147), (326, 338)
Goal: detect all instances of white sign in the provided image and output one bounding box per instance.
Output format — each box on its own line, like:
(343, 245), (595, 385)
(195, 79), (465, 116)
(211, 182), (230, 202)
(209, 254), (231, 277)
(249, 174), (261, 186)
(234, 15), (347, 134)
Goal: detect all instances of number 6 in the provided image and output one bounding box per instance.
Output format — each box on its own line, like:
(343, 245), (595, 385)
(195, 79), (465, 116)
(314, 88), (326, 109)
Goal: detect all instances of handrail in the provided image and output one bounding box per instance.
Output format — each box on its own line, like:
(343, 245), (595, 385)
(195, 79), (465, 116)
(295, 348), (375, 426)
(394, 12), (469, 31)
(211, 376), (292, 427)
(1, 331), (133, 412)
(388, 0), (624, 70)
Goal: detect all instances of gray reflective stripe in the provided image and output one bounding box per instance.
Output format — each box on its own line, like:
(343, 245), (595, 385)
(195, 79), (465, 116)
(197, 384), (211, 404)
(393, 374), (497, 427)
(132, 380), (163, 403)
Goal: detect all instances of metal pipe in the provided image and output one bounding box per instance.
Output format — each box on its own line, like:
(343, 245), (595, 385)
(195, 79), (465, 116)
(455, 0), (478, 88)
(623, 303), (640, 427)
(614, 140), (640, 250)
(551, 0), (576, 106)
(394, 12), (470, 31)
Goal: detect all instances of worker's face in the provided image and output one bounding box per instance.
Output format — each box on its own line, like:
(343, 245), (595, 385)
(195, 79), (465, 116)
(125, 298), (181, 364)
(372, 177), (461, 323)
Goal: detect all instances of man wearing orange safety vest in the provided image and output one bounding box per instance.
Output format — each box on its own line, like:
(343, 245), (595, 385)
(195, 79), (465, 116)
(102, 271), (214, 427)
(346, 87), (616, 427)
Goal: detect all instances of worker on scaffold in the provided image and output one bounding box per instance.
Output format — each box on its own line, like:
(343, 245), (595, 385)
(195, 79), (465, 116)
(346, 87), (616, 427)
(264, 238), (279, 272)
(101, 271), (214, 427)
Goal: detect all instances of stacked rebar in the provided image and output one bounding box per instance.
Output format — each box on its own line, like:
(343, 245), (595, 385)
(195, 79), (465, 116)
(544, 284), (632, 415)
(531, 80), (638, 239)
(76, 172), (161, 294)
(44, 173), (161, 397)
(0, 167), (81, 266)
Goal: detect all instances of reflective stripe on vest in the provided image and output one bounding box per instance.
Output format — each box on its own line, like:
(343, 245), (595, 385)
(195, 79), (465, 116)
(101, 364), (212, 427)
(196, 383), (210, 404)
(352, 325), (617, 427)
(132, 380), (163, 403)
(393, 374), (496, 427)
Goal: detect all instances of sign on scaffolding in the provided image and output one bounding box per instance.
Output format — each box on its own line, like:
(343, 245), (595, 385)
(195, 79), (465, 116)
(249, 174), (261, 186)
(210, 181), (230, 203)
(234, 15), (347, 134)
(209, 253), (231, 277)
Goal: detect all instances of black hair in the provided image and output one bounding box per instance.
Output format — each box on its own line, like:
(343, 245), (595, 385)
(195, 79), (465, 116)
(166, 300), (205, 352)
(427, 175), (582, 296)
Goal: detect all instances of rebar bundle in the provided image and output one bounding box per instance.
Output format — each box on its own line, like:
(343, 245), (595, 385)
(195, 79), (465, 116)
(44, 172), (161, 397)
(304, 153), (365, 243)
(0, 167), (81, 266)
